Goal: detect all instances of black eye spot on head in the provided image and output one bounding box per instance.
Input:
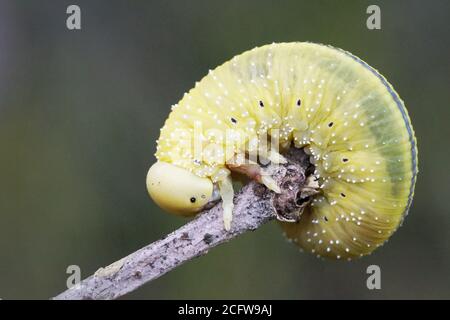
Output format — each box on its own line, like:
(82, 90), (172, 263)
(297, 99), (301, 106)
(340, 193), (346, 198)
(190, 197), (196, 203)
(259, 100), (264, 107)
(324, 216), (329, 222)
(342, 158), (349, 163)
(231, 117), (237, 124)
(328, 122), (334, 127)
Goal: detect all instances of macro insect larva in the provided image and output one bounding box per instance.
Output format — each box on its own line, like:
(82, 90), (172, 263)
(146, 42), (418, 259)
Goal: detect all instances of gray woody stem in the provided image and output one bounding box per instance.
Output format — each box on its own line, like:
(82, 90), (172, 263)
(53, 148), (309, 300)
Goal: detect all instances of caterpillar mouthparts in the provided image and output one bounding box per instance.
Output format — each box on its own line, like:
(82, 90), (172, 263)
(147, 42), (418, 260)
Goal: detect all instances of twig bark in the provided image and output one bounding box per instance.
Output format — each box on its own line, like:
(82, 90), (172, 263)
(53, 148), (310, 300)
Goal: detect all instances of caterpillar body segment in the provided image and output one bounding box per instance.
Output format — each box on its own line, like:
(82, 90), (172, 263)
(147, 42), (418, 259)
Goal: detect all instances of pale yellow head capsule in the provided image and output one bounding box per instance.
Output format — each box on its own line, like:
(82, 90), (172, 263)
(146, 161), (214, 217)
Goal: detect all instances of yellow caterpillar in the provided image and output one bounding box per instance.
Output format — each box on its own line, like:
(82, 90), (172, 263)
(146, 42), (418, 260)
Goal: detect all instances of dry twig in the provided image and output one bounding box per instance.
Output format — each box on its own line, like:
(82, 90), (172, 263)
(53, 148), (310, 300)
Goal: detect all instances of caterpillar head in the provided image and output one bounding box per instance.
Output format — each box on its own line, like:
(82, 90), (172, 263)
(146, 161), (215, 216)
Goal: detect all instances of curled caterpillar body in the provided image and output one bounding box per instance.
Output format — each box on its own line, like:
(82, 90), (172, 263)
(148, 42), (418, 259)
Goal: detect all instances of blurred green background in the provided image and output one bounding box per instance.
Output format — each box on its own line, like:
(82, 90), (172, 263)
(0, 0), (449, 299)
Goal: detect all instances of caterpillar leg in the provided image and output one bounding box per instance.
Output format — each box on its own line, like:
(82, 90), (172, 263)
(218, 175), (234, 231)
(228, 151), (282, 194)
(260, 174), (281, 193)
(248, 148), (287, 166)
(267, 149), (287, 165)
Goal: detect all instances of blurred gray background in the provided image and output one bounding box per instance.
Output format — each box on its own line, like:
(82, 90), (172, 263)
(0, 0), (449, 299)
